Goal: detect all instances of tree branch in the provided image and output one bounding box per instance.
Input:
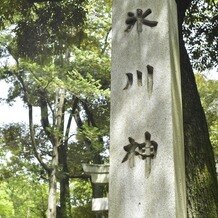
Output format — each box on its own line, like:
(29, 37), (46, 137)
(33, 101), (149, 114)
(101, 27), (112, 54)
(38, 89), (55, 145)
(81, 101), (96, 127)
(15, 73), (50, 172)
(64, 97), (79, 145)
(28, 104), (51, 172)
(74, 112), (83, 129)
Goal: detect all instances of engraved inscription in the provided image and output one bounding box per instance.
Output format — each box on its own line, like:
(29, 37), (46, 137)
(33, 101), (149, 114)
(147, 65), (154, 97)
(123, 71), (143, 90)
(125, 9), (158, 33)
(121, 137), (140, 168)
(122, 131), (158, 178)
(123, 73), (133, 90)
(137, 70), (142, 86)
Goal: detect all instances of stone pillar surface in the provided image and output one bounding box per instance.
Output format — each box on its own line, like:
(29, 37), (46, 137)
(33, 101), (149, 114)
(109, 0), (187, 217)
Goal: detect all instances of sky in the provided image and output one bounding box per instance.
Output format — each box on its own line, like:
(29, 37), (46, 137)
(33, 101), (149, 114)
(0, 55), (41, 125)
(203, 68), (218, 80)
(0, 81), (41, 124)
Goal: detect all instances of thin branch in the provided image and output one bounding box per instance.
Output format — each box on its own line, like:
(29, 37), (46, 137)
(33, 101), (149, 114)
(15, 73), (51, 172)
(81, 101), (96, 127)
(47, 100), (55, 125)
(65, 133), (76, 142)
(74, 112), (83, 129)
(101, 27), (112, 55)
(64, 97), (79, 145)
(29, 104), (51, 172)
(38, 89), (55, 145)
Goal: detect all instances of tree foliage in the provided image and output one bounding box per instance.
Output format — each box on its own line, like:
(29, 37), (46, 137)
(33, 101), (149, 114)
(196, 74), (218, 156)
(0, 183), (14, 218)
(0, 131), (48, 218)
(183, 0), (218, 70)
(0, 0), (111, 217)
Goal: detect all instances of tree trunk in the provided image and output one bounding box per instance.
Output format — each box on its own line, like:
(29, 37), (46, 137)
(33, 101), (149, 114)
(59, 97), (78, 218)
(47, 148), (58, 218)
(177, 3), (218, 216)
(47, 88), (66, 218)
(59, 176), (71, 218)
(59, 143), (71, 218)
(54, 88), (72, 218)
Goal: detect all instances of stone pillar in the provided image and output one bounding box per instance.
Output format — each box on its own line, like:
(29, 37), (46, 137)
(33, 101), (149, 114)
(109, 0), (187, 217)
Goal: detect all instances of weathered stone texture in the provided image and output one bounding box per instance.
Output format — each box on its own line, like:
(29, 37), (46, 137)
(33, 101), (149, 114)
(109, 0), (187, 217)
